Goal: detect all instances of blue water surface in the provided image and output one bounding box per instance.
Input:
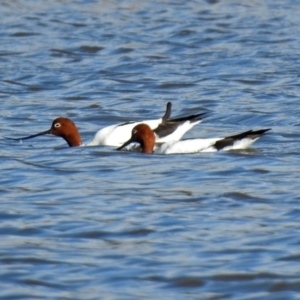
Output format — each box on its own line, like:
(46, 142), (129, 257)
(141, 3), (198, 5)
(1, 1), (300, 299)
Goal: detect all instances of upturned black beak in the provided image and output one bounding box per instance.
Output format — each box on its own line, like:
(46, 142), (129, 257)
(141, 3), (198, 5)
(116, 138), (134, 151)
(6, 128), (51, 141)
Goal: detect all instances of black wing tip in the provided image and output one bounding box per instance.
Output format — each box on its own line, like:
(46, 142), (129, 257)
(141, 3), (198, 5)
(225, 128), (271, 141)
(193, 111), (209, 120)
(251, 128), (271, 135)
(214, 128), (271, 151)
(167, 111), (208, 123)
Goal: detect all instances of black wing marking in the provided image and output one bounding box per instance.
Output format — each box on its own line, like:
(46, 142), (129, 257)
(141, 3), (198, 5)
(167, 112), (208, 123)
(153, 122), (183, 138)
(213, 129), (271, 151)
(154, 112), (207, 139)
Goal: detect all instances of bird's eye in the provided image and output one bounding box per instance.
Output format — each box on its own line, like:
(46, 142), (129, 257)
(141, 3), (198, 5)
(54, 123), (61, 128)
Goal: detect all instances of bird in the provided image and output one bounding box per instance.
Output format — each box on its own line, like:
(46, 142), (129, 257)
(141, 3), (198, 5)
(7, 102), (207, 147)
(87, 102), (206, 146)
(116, 123), (271, 154)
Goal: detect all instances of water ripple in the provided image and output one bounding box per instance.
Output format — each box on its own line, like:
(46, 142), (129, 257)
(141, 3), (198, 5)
(1, 0), (300, 299)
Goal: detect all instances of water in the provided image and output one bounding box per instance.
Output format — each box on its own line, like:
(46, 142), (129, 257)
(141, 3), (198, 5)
(1, 0), (300, 299)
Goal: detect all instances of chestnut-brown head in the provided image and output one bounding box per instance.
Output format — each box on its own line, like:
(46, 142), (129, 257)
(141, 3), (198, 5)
(116, 123), (155, 154)
(7, 117), (82, 147)
(50, 117), (82, 147)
